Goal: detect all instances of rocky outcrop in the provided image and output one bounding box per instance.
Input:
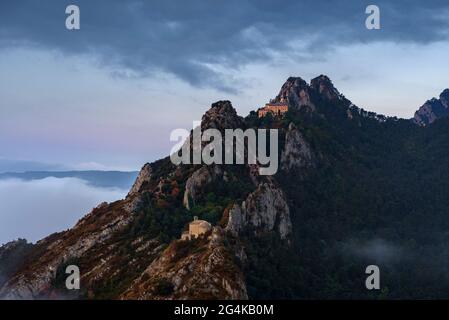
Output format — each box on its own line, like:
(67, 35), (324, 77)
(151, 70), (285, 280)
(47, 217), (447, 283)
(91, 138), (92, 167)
(281, 123), (312, 171)
(0, 201), (134, 299)
(310, 75), (342, 101)
(121, 227), (248, 300)
(414, 89), (449, 126)
(183, 166), (222, 210)
(275, 77), (316, 111)
(226, 182), (292, 239)
(225, 204), (245, 236)
(274, 75), (349, 113)
(128, 163), (152, 196)
(181, 100), (248, 209)
(201, 100), (245, 133)
(124, 163), (153, 213)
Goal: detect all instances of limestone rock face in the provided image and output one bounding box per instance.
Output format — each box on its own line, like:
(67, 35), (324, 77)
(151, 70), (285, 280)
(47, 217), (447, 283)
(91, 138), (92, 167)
(225, 204), (244, 236)
(414, 89), (449, 126)
(128, 163), (152, 196)
(275, 77), (315, 111)
(183, 166), (222, 210)
(226, 182), (292, 240)
(281, 122), (312, 171)
(121, 227), (248, 300)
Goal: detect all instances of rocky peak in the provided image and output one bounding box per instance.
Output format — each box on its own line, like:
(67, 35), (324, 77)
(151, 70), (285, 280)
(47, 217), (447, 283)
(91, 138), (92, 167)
(274, 75), (344, 111)
(201, 100), (244, 132)
(284, 76), (309, 89)
(275, 77), (315, 111)
(310, 75), (342, 101)
(414, 89), (449, 126)
(440, 89), (449, 107)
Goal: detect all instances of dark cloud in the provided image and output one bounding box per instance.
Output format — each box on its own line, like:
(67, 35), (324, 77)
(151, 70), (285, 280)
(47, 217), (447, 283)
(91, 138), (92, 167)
(0, 0), (448, 91)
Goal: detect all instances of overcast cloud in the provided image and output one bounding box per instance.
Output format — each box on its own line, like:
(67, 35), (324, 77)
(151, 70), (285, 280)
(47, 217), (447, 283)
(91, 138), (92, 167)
(1, 0), (448, 92)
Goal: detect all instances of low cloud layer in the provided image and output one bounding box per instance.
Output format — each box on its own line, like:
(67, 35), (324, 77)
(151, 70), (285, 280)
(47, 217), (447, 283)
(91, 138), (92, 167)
(0, 177), (127, 245)
(340, 238), (403, 264)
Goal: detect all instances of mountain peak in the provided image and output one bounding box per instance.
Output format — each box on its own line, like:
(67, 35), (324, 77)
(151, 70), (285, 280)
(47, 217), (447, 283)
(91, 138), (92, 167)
(440, 89), (449, 105)
(414, 89), (449, 126)
(274, 75), (343, 111)
(285, 76), (308, 86)
(310, 75), (341, 101)
(201, 100), (244, 131)
(274, 77), (314, 111)
(311, 74), (332, 85)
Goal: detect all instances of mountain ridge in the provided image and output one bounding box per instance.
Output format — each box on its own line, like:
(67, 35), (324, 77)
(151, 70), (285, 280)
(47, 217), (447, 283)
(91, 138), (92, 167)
(2, 76), (449, 299)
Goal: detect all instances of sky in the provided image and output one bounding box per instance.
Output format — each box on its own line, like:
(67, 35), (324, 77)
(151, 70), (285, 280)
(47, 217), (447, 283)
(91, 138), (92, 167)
(1, 0), (449, 171)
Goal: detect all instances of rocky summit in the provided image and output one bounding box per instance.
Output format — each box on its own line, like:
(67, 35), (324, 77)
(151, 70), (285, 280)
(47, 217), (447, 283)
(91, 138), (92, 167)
(2, 76), (449, 299)
(414, 89), (449, 126)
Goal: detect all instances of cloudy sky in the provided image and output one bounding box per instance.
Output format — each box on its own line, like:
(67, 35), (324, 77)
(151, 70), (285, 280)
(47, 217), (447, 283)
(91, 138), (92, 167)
(1, 0), (449, 171)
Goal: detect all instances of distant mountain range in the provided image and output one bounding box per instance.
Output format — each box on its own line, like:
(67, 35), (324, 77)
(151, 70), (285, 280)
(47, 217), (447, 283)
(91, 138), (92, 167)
(0, 171), (138, 189)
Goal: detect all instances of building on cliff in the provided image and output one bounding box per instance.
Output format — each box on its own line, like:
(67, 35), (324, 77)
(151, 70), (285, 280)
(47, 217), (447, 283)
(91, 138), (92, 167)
(258, 101), (288, 118)
(181, 216), (212, 240)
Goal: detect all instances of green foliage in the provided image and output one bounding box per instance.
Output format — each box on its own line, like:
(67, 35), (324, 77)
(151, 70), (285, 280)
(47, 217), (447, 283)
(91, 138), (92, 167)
(244, 99), (449, 299)
(190, 169), (254, 225)
(243, 233), (303, 299)
(131, 201), (193, 244)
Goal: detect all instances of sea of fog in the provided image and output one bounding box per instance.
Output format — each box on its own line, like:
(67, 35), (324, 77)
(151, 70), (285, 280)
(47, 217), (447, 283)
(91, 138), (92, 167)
(0, 177), (128, 245)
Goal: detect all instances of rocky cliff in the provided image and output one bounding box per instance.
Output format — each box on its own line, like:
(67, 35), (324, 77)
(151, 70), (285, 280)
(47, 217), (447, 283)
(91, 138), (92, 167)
(414, 89), (449, 126)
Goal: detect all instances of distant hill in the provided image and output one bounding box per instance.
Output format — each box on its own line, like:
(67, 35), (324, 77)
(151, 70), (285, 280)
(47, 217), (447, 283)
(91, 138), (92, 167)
(0, 171), (138, 189)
